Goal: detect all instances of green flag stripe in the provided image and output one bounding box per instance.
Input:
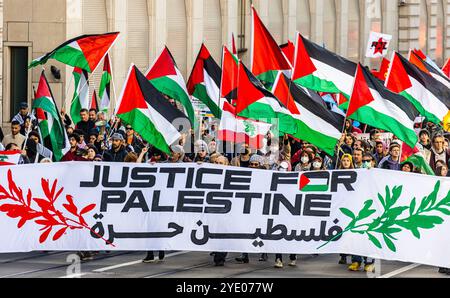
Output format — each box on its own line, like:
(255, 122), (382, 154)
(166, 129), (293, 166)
(193, 84), (222, 118)
(118, 109), (171, 154)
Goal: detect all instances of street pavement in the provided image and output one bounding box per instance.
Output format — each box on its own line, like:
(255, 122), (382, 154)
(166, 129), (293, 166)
(0, 251), (448, 278)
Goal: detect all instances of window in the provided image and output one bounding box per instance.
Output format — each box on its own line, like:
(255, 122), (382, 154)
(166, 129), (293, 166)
(10, 47), (28, 119)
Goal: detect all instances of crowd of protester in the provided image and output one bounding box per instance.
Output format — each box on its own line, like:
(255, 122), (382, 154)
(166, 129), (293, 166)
(1, 101), (449, 274)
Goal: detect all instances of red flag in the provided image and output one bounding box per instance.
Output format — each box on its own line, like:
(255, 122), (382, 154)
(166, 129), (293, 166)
(220, 46), (239, 103)
(372, 58), (391, 81)
(280, 40), (295, 66)
(251, 5), (291, 77)
(90, 90), (98, 111)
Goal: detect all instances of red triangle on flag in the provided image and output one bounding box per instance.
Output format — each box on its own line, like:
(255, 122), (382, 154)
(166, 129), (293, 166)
(251, 6), (291, 76)
(146, 46), (177, 80)
(280, 40), (295, 66)
(232, 33), (237, 55)
(235, 62), (267, 114)
(34, 71), (50, 120)
(90, 90), (98, 111)
(299, 174), (310, 190)
(221, 46), (239, 99)
(292, 33), (317, 81)
(272, 73), (300, 115)
(116, 66), (149, 115)
(77, 32), (119, 73)
(386, 53), (413, 94)
(187, 44), (211, 94)
(103, 53), (111, 74)
(347, 64), (375, 117)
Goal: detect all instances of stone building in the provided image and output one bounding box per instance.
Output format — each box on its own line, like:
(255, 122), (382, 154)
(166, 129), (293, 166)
(1, 0), (449, 127)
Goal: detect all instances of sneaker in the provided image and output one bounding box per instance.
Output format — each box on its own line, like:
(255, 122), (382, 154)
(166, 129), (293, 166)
(214, 260), (225, 267)
(235, 256), (249, 264)
(77, 252), (94, 261)
(338, 256), (347, 265)
(259, 253), (268, 262)
(274, 259), (283, 269)
(438, 267), (448, 274)
(142, 255), (156, 263)
(364, 263), (375, 273)
(348, 262), (362, 271)
(288, 260), (297, 267)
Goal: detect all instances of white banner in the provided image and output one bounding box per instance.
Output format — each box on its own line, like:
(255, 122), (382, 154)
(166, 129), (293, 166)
(366, 31), (392, 58)
(0, 162), (449, 268)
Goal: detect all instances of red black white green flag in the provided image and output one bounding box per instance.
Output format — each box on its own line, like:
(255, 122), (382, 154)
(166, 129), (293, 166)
(116, 65), (189, 155)
(386, 52), (450, 124)
(90, 90), (99, 112)
(70, 67), (89, 124)
(272, 72), (344, 156)
(251, 5), (291, 84)
(29, 32), (119, 73)
(292, 33), (357, 100)
(235, 62), (297, 136)
(187, 44), (222, 118)
(99, 54), (112, 113)
(146, 46), (196, 128)
(32, 71), (70, 161)
(348, 64), (419, 148)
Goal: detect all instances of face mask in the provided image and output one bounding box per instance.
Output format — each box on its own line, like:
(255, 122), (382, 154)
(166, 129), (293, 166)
(363, 161), (372, 169)
(313, 162), (322, 169)
(301, 157), (309, 164)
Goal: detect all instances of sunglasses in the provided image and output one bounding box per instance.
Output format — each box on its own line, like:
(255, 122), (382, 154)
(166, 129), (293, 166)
(249, 163), (260, 167)
(126, 127), (133, 130)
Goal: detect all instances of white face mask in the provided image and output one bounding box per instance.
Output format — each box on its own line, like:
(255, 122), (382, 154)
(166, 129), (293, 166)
(301, 157), (309, 164)
(313, 162), (322, 169)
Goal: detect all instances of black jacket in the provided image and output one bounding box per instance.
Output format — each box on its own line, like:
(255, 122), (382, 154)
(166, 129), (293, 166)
(103, 147), (128, 162)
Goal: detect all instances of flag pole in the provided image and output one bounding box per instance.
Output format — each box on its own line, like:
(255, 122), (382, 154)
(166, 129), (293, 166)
(333, 65), (359, 169)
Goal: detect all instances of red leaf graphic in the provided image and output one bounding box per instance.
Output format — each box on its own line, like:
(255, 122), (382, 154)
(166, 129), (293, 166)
(17, 217), (27, 228)
(63, 203), (78, 216)
(80, 204), (96, 215)
(53, 227), (68, 241)
(41, 178), (51, 201)
(34, 199), (51, 211)
(26, 189), (32, 206)
(39, 228), (52, 243)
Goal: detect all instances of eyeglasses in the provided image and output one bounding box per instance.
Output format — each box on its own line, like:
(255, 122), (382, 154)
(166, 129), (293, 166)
(126, 127), (133, 130)
(249, 163), (260, 167)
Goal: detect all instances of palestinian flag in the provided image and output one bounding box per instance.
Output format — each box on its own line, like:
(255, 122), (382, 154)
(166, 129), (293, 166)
(401, 142), (434, 175)
(146, 47), (195, 128)
(29, 32), (119, 73)
(99, 54), (112, 113)
(442, 58), (450, 78)
(218, 101), (272, 150)
(116, 65), (188, 155)
(372, 58), (391, 81)
(280, 40), (295, 66)
(220, 46), (239, 103)
(409, 50), (450, 89)
(187, 44), (222, 118)
(348, 64), (419, 148)
(0, 151), (22, 166)
(32, 71), (69, 161)
(70, 67), (90, 124)
(292, 33), (357, 100)
(299, 172), (330, 192)
(90, 90), (99, 111)
(251, 5), (291, 84)
(272, 72), (344, 156)
(386, 52), (450, 124)
(235, 62), (297, 136)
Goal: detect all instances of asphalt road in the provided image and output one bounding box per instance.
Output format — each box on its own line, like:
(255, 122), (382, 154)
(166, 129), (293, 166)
(0, 251), (448, 278)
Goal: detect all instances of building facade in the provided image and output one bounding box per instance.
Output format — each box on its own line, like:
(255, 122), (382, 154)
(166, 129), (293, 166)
(1, 0), (450, 127)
